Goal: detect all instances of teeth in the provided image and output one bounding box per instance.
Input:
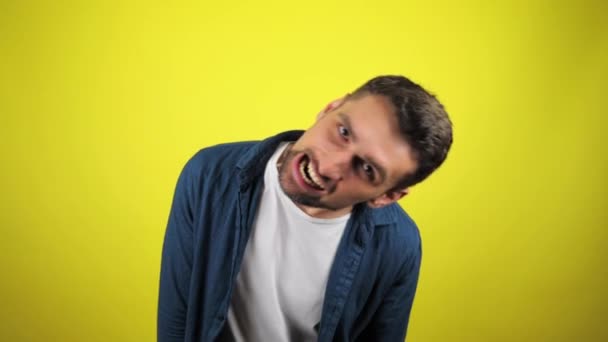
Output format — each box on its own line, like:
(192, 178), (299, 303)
(306, 160), (325, 189)
(299, 158), (314, 187)
(299, 157), (324, 190)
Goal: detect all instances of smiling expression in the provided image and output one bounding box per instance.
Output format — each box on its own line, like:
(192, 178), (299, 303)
(277, 93), (418, 218)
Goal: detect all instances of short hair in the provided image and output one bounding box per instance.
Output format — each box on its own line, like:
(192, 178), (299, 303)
(350, 75), (453, 189)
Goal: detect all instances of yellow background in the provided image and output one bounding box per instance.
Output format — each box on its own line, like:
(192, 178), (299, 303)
(1, 0), (606, 341)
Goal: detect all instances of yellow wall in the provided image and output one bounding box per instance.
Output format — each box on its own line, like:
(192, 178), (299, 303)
(1, 0), (606, 341)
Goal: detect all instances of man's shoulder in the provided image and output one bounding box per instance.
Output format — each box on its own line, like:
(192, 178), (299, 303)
(369, 204), (422, 256)
(183, 131), (303, 177)
(195, 140), (259, 162)
(185, 140), (260, 173)
(370, 204), (419, 233)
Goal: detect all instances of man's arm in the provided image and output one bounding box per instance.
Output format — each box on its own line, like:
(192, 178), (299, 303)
(357, 245), (422, 342)
(158, 156), (199, 342)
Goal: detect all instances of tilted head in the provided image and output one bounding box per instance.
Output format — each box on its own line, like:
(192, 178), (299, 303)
(350, 75), (453, 190)
(278, 75), (453, 218)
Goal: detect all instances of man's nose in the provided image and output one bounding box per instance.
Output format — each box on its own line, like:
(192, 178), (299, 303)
(317, 151), (351, 182)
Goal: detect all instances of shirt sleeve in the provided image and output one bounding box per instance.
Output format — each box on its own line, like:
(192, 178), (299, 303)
(158, 156), (199, 342)
(357, 243), (422, 342)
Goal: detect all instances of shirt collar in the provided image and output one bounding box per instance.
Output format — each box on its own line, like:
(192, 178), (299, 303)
(236, 130), (304, 189)
(236, 130), (398, 227)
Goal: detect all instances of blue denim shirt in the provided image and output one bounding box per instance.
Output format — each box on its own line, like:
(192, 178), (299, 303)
(158, 131), (422, 342)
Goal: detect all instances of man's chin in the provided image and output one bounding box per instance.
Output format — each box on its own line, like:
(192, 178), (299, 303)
(277, 155), (339, 211)
(281, 185), (320, 207)
(292, 195), (324, 208)
(279, 183), (327, 209)
(288, 192), (344, 212)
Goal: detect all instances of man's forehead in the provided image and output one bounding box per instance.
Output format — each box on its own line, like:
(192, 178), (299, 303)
(342, 93), (396, 115)
(334, 107), (416, 182)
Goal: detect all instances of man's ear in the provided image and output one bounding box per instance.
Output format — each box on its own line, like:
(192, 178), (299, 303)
(367, 188), (410, 208)
(316, 95), (348, 121)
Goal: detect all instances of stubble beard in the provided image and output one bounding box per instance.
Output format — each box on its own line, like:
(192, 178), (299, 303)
(277, 144), (341, 211)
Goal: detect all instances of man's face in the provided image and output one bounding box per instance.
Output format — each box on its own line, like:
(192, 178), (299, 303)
(277, 94), (418, 217)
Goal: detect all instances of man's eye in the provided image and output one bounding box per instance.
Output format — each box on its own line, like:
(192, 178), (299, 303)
(338, 125), (350, 139)
(362, 163), (375, 180)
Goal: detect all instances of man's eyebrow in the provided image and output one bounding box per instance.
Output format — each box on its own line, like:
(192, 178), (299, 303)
(366, 156), (387, 184)
(338, 113), (357, 141)
(338, 112), (387, 183)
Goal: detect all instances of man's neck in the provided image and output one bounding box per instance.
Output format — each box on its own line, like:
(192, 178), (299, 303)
(294, 203), (353, 219)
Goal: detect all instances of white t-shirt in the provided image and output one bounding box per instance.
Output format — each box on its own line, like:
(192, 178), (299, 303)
(225, 143), (350, 341)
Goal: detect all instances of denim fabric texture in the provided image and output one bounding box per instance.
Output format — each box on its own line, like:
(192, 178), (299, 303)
(158, 131), (422, 342)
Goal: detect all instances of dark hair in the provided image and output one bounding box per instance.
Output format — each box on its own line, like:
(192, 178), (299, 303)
(351, 75), (453, 188)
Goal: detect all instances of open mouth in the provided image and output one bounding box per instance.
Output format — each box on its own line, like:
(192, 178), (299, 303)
(298, 155), (325, 191)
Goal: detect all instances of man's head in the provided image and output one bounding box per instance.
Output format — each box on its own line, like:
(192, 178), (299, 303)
(277, 75), (452, 218)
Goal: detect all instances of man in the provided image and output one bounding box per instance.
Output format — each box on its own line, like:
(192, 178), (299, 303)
(158, 75), (453, 342)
